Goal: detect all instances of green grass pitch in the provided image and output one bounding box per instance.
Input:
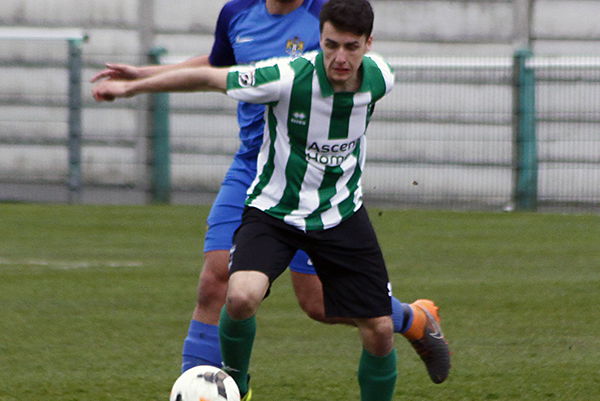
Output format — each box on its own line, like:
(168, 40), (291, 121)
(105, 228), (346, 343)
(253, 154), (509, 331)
(0, 204), (598, 401)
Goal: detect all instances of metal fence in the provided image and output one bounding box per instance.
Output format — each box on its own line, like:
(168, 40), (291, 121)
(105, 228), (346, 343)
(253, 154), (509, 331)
(366, 56), (515, 209)
(162, 52), (600, 212)
(1, 42), (600, 212)
(533, 57), (600, 209)
(0, 28), (87, 204)
(148, 51), (600, 212)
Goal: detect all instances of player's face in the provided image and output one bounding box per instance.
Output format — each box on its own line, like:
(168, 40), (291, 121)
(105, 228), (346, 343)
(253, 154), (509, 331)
(320, 21), (372, 92)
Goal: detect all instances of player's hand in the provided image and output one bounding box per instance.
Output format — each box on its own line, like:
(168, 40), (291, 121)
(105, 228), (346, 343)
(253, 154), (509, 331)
(92, 80), (132, 102)
(90, 63), (142, 83)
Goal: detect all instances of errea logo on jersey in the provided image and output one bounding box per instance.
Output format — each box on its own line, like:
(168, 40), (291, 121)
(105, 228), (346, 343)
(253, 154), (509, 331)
(290, 111), (307, 126)
(238, 70), (255, 87)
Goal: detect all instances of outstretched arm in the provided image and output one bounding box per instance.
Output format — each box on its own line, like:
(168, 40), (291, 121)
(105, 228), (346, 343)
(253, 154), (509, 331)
(90, 55), (211, 82)
(92, 65), (229, 102)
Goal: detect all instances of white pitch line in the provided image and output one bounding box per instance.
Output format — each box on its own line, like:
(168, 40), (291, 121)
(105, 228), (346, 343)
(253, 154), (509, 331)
(0, 258), (144, 270)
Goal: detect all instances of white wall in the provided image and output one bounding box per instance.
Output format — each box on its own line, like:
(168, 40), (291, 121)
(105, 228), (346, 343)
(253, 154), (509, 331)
(1, 0), (599, 206)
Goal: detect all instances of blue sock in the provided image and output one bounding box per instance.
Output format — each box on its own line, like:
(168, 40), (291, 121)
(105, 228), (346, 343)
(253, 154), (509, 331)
(181, 320), (222, 372)
(391, 297), (414, 334)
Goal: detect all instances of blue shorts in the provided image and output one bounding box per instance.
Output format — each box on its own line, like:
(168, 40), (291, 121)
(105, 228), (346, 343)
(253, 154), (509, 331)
(204, 156), (315, 275)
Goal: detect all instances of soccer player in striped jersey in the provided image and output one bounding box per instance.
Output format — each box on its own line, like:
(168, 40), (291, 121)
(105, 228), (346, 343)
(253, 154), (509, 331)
(92, 0), (451, 398)
(92, 0), (450, 385)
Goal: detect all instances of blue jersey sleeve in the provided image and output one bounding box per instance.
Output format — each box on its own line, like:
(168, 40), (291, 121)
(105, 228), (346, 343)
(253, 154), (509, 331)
(307, 0), (326, 20)
(208, 1), (239, 66)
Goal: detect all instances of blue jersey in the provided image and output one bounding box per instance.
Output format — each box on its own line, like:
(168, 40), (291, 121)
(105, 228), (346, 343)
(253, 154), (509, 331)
(209, 0), (323, 158)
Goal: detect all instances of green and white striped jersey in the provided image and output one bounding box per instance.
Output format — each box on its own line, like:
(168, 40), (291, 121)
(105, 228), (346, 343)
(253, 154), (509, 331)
(226, 50), (394, 231)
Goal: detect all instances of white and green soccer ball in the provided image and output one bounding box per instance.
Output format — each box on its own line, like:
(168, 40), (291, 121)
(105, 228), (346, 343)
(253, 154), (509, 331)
(169, 365), (240, 401)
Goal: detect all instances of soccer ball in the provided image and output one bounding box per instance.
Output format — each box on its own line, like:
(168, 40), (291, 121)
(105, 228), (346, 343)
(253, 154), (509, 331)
(169, 365), (240, 401)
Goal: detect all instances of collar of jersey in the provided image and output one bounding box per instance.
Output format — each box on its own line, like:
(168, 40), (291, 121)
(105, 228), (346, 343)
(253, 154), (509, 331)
(315, 51), (368, 97)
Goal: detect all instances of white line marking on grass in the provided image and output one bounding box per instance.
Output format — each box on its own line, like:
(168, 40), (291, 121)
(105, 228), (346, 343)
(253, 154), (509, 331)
(0, 258), (144, 269)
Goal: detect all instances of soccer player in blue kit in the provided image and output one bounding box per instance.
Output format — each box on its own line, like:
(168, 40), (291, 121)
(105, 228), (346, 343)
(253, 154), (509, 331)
(91, 0), (449, 390)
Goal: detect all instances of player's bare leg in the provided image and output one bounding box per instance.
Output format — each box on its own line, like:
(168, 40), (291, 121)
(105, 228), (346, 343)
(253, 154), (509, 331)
(182, 250), (230, 371)
(354, 316), (397, 401)
(192, 250), (230, 324)
(291, 271), (349, 324)
(219, 271), (270, 399)
(291, 271), (450, 383)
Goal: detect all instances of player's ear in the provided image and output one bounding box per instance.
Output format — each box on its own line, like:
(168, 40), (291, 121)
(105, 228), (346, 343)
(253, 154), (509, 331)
(365, 35), (373, 52)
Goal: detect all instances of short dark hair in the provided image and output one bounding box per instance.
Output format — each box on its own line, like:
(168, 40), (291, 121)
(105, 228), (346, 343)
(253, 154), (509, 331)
(319, 0), (374, 38)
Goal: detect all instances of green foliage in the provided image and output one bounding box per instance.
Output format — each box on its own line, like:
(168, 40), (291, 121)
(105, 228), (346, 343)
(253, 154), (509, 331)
(1, 204), (598, 400)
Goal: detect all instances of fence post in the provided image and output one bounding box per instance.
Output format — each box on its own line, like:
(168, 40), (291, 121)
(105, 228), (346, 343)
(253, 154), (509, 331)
(147, 47), (171, 204)
(512, 0), (533, 50)
(67, 37), (86, 204)
(512, 49), (538, 211)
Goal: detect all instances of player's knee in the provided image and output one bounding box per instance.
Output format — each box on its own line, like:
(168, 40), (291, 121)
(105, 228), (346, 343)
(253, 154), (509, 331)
(357, 316), (394, 356)
(300, 299), (328, 323)
(371, 316), (393, 337)
(226, 271), (269, 319)
(197, 269), (228, 306)
(196, 251), (230, 309)
(291, 272), (328, 322)
(225, 290), (261, 320)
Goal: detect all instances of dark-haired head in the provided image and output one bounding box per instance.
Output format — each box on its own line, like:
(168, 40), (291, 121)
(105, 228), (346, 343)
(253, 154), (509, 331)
(319, 0), (374, 38)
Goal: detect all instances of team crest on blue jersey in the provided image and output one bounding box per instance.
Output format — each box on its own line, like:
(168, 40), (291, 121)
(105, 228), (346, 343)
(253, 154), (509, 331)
(286, 37), (305, 58)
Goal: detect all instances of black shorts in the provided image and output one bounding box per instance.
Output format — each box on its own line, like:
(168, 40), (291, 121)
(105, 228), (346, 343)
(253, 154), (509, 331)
(229, 206), (392, 318)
